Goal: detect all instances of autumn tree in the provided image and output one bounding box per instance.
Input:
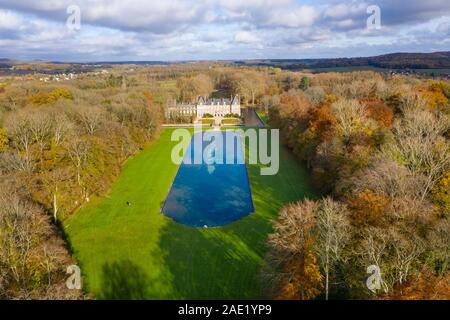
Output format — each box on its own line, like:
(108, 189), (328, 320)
(262, 200), (323, 300)
(28, 88), (73, 105)
(177, 74), (214, 102)
(280, 74), (299, 91)
(261, 95), (280, 114)
(331, 99), (368, 141)
(233, 71), (267, 105)
(380, 269), (450, 300)
(417, 84), (449, 109)
(346, 190), (390, 227)
(361, 99), (394, 127)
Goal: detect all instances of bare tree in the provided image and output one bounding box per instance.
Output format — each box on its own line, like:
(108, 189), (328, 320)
(27, 111), (53, 155)
(390, 108), (450, 200)
(0, 189), (41, 297)
(389, 231), (425, 286)
(4, 112), (35, 171)
(0, 151), (32, 173)
(232, 71), (267, 105)
(304, 87), (326, 105)
(337, 155), (427, 201)
(177, 74), (214, 102)
(65, 137), (90, 188)
(75, 106), (106, 135)
(51, 113), (74, 146)
(357, 227), (390, 293)
(315, 197), (351, 300)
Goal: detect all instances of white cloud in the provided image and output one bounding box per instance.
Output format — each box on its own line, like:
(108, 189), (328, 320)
(323, 3), (367, 19)
(265, 6), (319, 28)
(234, 31), (260, 44)
(0, 9), (23, 30)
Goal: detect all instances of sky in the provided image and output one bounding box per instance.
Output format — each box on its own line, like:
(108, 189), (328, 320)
(0, 0), (449, 62)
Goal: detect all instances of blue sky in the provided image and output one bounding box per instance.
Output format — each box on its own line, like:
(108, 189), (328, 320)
(0, 0), (449, 62)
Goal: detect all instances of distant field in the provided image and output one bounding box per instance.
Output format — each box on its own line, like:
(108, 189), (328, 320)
(64, 128), (317, 299)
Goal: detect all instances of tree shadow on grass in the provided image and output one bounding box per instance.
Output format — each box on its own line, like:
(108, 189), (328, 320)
(99, 260), (149, 300)
(159, 220), (269, 299)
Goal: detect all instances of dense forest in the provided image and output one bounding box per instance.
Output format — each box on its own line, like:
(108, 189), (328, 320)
(0, 70), (162, 298)
(265, 71), (450, 299)
(0, 64), (448, 299)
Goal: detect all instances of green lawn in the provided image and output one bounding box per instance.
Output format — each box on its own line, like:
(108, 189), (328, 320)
(221, 118), (241, 125)
(255, 110), (269, 125)
(64, 128), (317, 299)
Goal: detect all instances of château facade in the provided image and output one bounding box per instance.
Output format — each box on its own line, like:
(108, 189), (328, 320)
(165, 95), (241, 120)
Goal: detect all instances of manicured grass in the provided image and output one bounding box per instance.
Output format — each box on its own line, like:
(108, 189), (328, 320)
(221, 118), (241, 125)
(198, 118), (215, 125)
(64, 128), (317, 299)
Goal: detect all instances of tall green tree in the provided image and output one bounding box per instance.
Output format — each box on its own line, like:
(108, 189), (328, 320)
(299, 76), (310, 91)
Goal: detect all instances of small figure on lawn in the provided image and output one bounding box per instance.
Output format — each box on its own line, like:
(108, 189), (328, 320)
(126, 201), (132, 206)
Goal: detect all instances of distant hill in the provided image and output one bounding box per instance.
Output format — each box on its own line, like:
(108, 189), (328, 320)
(314, 52), (450, 69)
(0, 58), (16, 68)
(235, 51), (450, 70)
(2, 51), (450, 71)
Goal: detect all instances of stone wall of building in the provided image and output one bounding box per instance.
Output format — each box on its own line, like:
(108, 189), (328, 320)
(166, 96), (241, 120)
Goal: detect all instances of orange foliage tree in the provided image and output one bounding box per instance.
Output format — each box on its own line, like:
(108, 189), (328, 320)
(308, 103), (337, 141)
(417, 83), (449, 109)
(380, 269), (450, 300)
(346, 190), (390, 227)
(361, 98), (394, 127)
(262, 200), (323, 300)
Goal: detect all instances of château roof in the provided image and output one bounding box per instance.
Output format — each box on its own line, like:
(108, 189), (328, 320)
(197, 95), (240, 105)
